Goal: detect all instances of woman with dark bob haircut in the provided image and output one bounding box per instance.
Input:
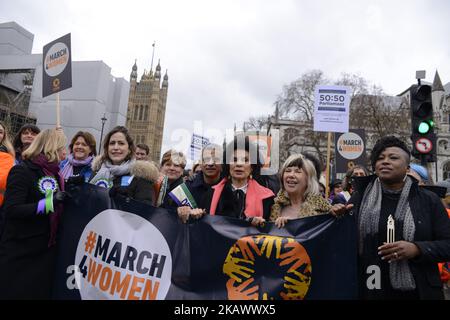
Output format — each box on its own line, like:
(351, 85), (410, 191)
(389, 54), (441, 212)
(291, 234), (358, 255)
(60, 131), (97, 182)
(200, 135), (275, 226)
(342, 136), (450, 300)
(13, 123), (40, 164)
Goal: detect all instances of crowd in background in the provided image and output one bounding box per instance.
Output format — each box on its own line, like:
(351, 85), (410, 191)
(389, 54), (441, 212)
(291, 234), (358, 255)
(0, 121), (449, 300)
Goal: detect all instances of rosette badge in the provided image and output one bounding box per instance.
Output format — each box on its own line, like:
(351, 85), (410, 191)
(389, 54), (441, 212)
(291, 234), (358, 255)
(94, 179), (113, 189)
(38, 176), (58, 194)
(37, 176), (59, 215)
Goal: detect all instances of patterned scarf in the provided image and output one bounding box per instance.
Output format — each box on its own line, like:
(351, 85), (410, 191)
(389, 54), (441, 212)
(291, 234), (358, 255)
(358, 176), (416, 291)
(31, 153), (65, 247)
(90, 159), (134, 186)
(60, 154), (93, 179)
(270, 190), (331, 221)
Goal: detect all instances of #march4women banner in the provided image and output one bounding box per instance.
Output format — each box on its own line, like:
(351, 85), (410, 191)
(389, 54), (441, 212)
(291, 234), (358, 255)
(52, 184), (358, 300)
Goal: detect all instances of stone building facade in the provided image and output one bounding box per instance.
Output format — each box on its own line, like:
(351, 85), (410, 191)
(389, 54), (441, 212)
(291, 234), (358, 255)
(126, 60), (168, 162)
(0, 21), (129, 148)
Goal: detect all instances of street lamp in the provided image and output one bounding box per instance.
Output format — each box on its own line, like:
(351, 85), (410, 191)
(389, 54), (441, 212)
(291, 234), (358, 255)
(99, 113), (107, 154)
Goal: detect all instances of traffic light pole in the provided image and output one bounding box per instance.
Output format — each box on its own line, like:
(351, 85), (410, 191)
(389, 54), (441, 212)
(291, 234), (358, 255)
(435, 161), (438, 183)
(410, 83), (436, 174)
(422, 154), (435, 184)
(420, 154), (426, 166)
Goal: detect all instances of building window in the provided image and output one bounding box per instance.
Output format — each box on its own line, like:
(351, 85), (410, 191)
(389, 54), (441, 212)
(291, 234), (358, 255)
(284, 128), (299, 141)
(139, 105), (144, 121)
(141, 135), (145, 144)
(144, 105), (149, 121)
(443, 161), (450, 180)
(134, 105), (138, 121)
(439, 139), (448, 152)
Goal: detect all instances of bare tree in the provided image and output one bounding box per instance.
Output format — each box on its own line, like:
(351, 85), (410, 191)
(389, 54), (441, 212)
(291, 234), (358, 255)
(270, 70), (330, 162)
(243, 115), (270, 131)
(275, 70), (329, 121)
(336, 73), (410, 143)
(350, 92), (410, 142)
(335, 72), (369, 97)
(247, 70), (410, 167)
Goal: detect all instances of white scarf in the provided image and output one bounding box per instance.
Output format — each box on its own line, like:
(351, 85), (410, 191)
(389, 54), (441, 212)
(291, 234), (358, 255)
(90, 159), (134, 186)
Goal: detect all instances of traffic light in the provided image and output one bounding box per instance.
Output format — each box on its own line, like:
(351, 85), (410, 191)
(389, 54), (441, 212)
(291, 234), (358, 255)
(410, 84), (436, 162)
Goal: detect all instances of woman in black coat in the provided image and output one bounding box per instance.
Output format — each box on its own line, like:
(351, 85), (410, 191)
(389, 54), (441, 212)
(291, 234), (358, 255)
(89, 126), (158, 205)
(155, 149), (187, 210)
(0, 129), (67, 299)
(347, 136), (450, 300)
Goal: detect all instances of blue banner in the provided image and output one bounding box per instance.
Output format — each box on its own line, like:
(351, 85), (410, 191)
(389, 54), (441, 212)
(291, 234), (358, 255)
(53, 184), (358, 300)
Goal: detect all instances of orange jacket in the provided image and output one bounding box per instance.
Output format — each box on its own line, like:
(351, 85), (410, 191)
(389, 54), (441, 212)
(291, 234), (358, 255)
(0, 152), (14, 206)
(438, 209), (450, 283)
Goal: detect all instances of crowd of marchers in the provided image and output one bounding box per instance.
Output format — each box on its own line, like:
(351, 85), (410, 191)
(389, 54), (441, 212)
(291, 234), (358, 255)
(0, 121), (449, 300)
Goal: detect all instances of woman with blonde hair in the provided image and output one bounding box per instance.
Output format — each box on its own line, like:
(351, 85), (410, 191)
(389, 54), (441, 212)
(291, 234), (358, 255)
(0, 128), (67, 299)
(0, 122), (15, 207)
(270, 153), (350, 228)
(156, 149), (188, 209)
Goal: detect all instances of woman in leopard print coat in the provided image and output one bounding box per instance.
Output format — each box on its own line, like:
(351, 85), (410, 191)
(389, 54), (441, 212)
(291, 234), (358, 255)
(270, 154), (345, 228)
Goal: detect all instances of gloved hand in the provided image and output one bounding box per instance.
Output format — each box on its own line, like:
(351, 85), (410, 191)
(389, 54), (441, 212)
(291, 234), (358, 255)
(108, 186), (128, 198)
(66, 175), (85, 187)
(53, 191), (69, 204)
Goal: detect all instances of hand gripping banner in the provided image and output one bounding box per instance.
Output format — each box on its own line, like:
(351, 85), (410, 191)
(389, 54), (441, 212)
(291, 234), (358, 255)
(53, 184), (358, 300)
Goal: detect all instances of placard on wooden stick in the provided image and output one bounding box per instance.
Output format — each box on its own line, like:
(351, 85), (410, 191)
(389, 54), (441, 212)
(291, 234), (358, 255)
(313, 85), (352, 199)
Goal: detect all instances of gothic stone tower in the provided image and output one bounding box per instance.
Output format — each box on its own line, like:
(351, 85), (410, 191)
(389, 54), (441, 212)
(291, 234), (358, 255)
(126, 59), (168, 162)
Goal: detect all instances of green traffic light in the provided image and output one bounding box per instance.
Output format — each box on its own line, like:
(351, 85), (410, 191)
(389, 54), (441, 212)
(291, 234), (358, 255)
(418, 121), (430, 134)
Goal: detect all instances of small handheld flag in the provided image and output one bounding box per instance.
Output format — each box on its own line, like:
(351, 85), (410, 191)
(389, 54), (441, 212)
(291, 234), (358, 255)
(168, 183), (198, 209)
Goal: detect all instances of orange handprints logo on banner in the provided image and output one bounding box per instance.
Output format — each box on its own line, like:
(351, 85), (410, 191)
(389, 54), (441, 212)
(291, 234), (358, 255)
(223, 235), (312, 300)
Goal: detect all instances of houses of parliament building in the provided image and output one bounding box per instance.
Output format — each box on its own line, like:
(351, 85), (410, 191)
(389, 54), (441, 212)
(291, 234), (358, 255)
(126, 59), (168, 162)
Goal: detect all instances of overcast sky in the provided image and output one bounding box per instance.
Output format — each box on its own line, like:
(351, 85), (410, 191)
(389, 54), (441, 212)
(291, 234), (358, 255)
(1, 0), (449, 163)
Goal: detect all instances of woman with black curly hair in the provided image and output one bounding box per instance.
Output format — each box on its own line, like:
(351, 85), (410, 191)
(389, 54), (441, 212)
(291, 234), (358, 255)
(347, 135), (450, 300)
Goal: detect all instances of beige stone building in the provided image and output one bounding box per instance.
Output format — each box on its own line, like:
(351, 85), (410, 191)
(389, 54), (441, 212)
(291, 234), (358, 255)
(126, 59), (168, 162)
